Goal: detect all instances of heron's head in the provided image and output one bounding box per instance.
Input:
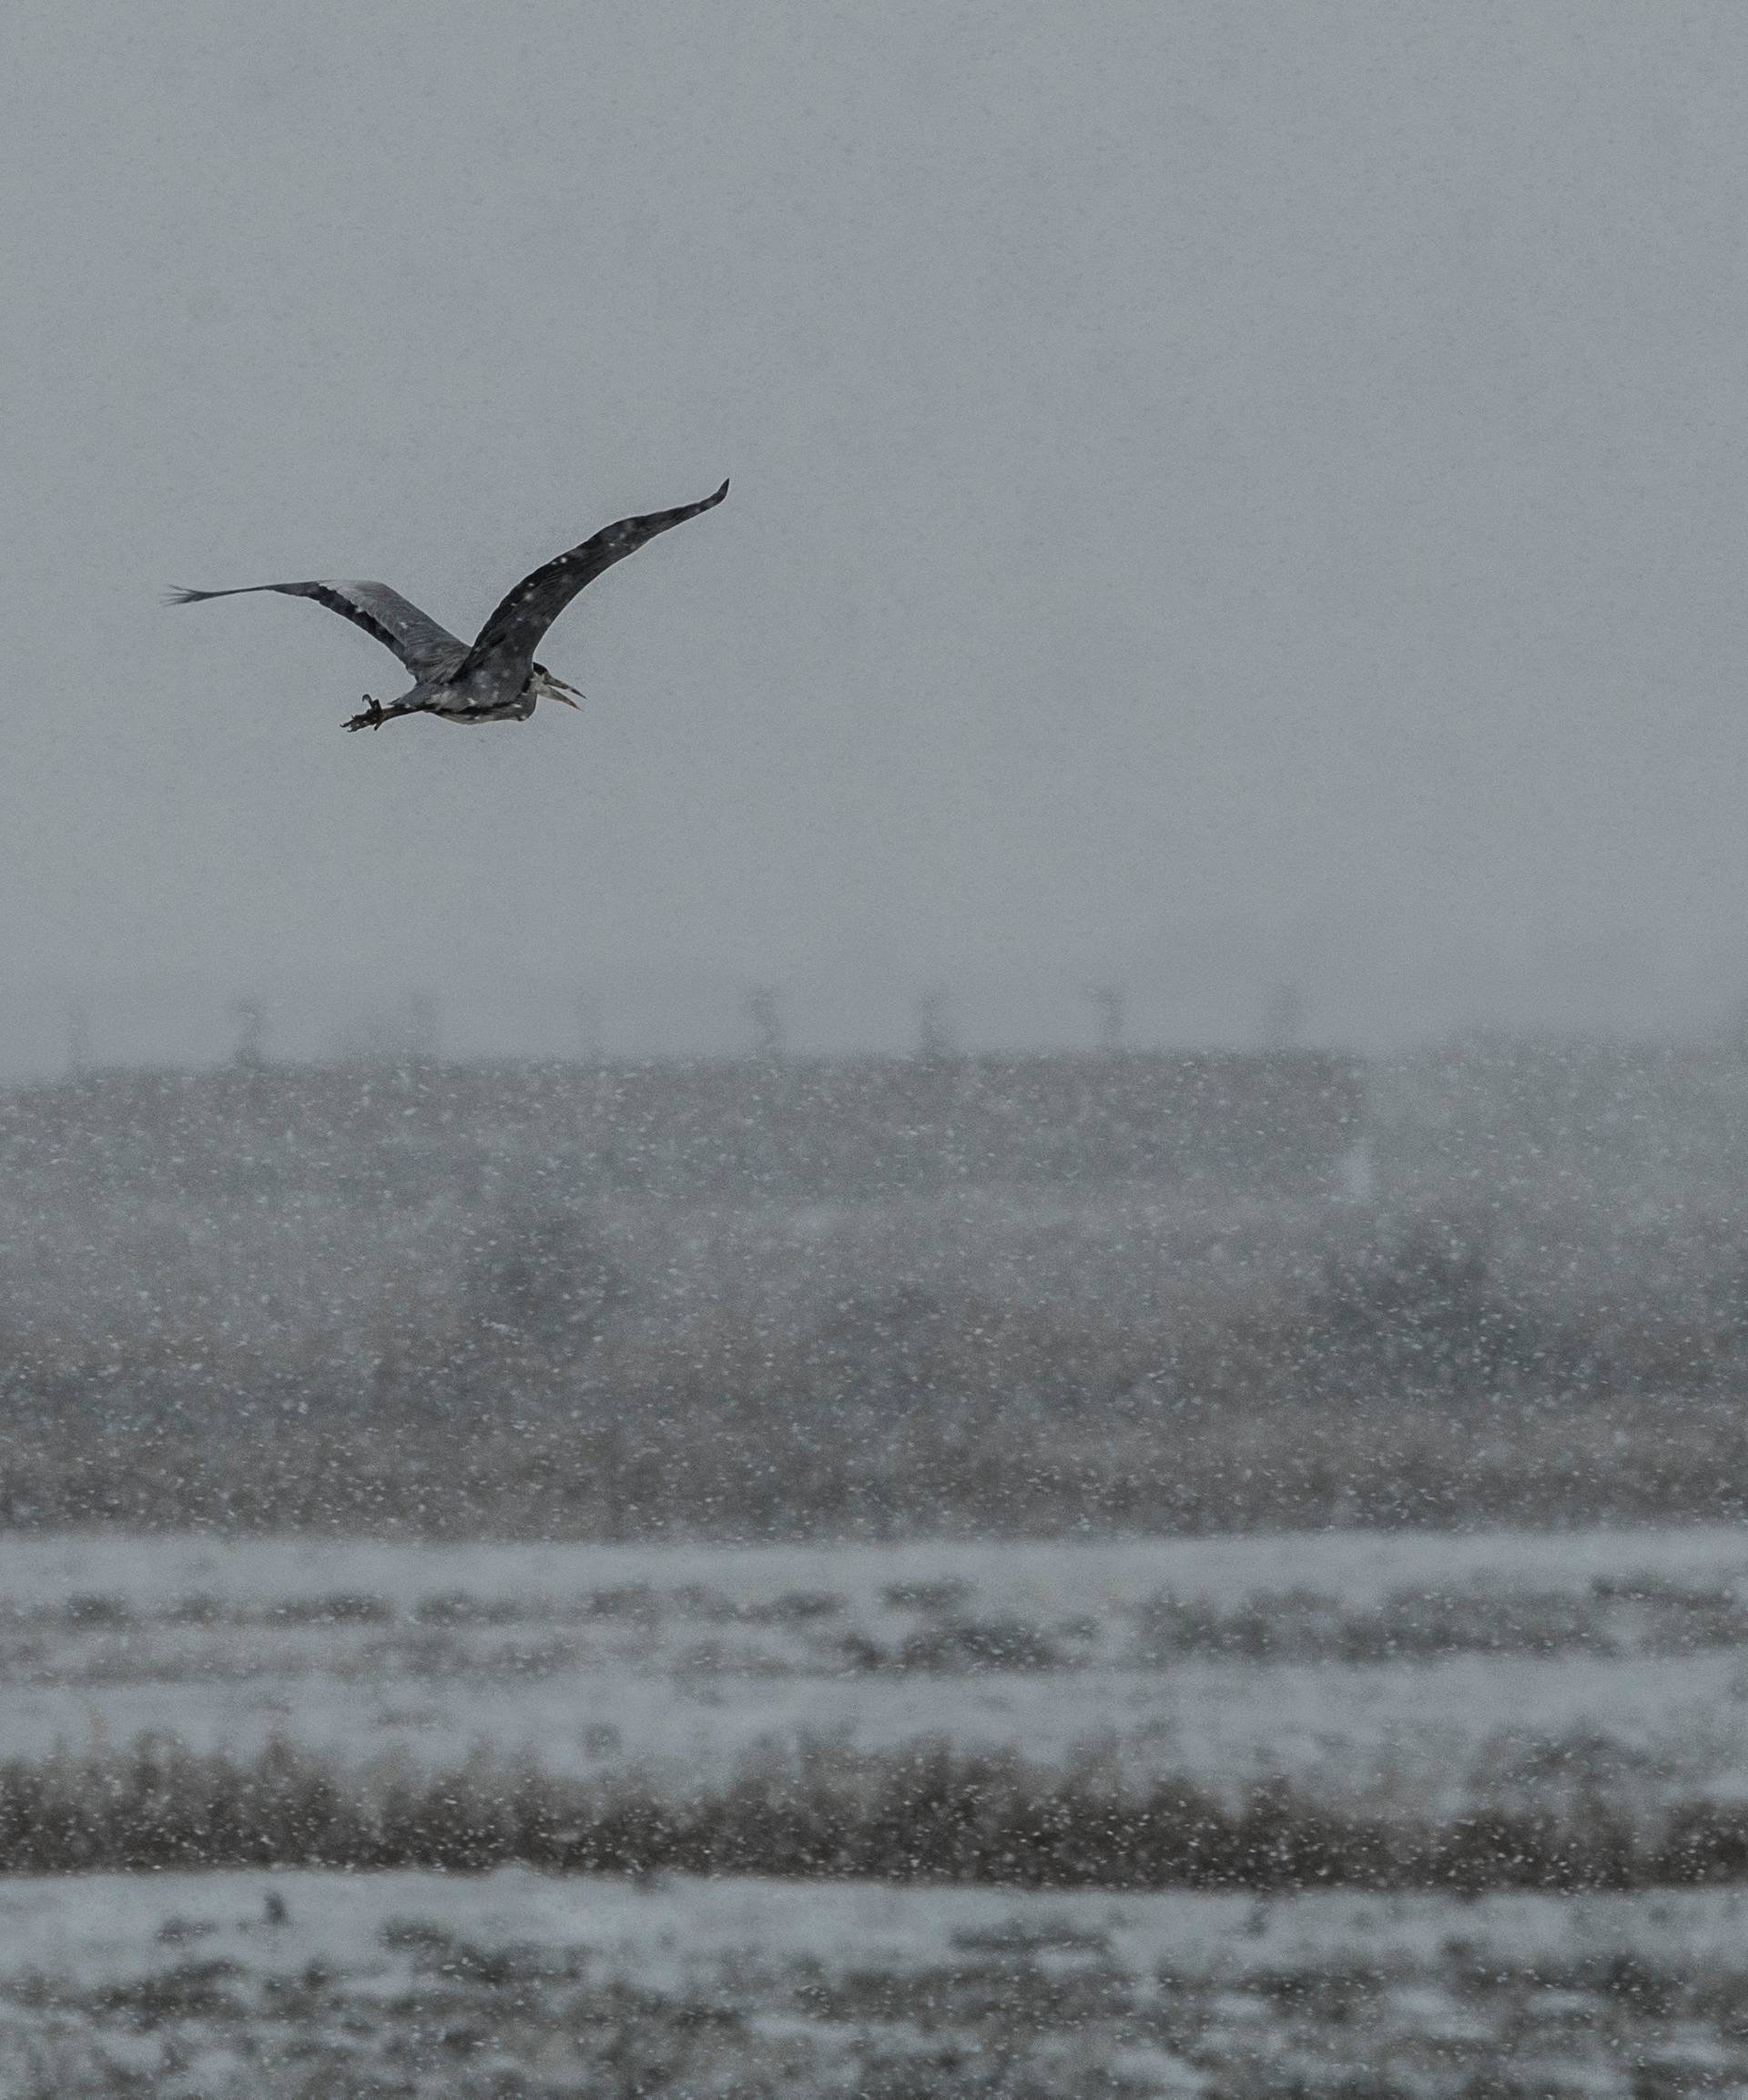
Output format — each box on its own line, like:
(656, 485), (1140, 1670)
(533, 663), (583, 710)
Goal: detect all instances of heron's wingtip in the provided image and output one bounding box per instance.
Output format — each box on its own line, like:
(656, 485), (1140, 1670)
(165, 586), (208, 607)
(710, 477), (729, 504)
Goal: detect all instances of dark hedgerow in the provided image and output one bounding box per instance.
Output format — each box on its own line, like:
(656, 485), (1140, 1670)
(0, 1732), (1740, 1893)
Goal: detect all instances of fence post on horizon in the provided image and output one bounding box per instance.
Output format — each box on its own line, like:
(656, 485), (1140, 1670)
(1263, 982), (1306, 1050)
(746, 985), (785, 1062)
(66, 1000), (92, 1079)
(407, 993), (441, 1063)
(1087, 985), (1125, 1055)
(916, 988), (955, 1063)
(576, 988), (602, 1064)
(229, 998), (266, 1069)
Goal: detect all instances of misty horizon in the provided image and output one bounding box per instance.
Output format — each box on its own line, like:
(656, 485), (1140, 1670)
(10, 934), (1748, 1080)
(5, 6), (1748, 1056)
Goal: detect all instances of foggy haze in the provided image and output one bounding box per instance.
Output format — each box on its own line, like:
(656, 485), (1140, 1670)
(2, 2), (1746, 1069)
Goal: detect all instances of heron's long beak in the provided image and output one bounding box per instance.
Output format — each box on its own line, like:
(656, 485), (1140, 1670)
(543, 671), (585, 707)
(547, 689), (581, 709)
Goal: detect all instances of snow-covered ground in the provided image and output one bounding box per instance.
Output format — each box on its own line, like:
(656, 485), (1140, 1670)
(8, 1519), (1745, 1615)
(6, 1526), (1748, 2089)
(1, 1526), (1746, 1812)
(6, 1865), (1748, 2096)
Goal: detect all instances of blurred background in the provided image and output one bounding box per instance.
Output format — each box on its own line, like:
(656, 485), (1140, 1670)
(0, 0), (1747, 1535)
(3, 3), (1748, 1068)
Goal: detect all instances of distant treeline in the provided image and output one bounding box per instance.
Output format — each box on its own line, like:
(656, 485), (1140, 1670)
(4, 1048), (1362, 1203)
(3, 1041), (1748, 1536)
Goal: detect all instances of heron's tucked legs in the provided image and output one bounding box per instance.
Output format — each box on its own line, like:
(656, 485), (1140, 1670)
(344, 695), (432, 733)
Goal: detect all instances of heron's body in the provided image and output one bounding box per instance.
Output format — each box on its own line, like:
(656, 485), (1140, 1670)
(397, 660), (540, 726)
(171, 480), (728, 731)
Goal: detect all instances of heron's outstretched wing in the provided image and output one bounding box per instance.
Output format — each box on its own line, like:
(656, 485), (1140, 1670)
(458, 480), (729, 680)
(167, 580), (468, 683)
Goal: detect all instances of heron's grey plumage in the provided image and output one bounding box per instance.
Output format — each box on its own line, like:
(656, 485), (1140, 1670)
(171, 479), (729, 731)
(167, 580), (468, 683)
(457, 480), (731, 685)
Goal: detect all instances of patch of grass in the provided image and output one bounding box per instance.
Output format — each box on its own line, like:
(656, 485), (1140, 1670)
(91, 1957), (246, 2024)
(269, 1593), (394, 1626)
(897, 1618), (1066, 1672)
(412, 1592), (521, 1626)
(884, 1579), (975, 1613)
(950, 1916), (1112, 1953)
(584, 1584), (662, 1618)
(744, 1589), (846, 1624)
(840, 1614), (1066, 1672)
(60, 1596), (131, 1630)
(1130, 1576), (1748, 1669)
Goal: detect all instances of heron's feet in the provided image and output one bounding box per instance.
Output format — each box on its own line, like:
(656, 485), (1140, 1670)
(344, 695), (386, 733)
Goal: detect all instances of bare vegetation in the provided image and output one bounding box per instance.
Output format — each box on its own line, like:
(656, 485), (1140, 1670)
(0, 1728), (1741, 1892)
(11, 1367), (1748, 1537)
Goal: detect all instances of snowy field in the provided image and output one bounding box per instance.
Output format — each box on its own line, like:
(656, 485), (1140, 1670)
(9, 1866), (1748, 2095)
(6, 1525), (1748, 2087)
(3, 1525), (1748, 1821)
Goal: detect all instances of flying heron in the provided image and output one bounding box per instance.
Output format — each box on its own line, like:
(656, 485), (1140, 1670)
(170, 480), (728, 731)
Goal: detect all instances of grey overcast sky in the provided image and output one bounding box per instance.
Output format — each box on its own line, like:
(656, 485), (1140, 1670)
(2, 1), (1747, 1066)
